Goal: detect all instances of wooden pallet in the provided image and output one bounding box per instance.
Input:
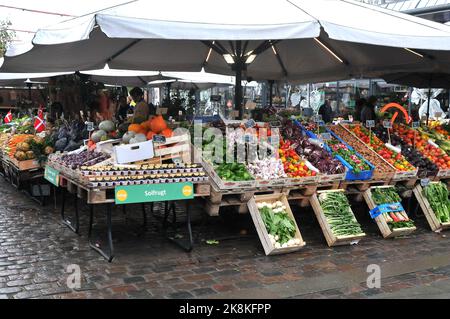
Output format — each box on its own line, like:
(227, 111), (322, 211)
(310, 189), (366, 247)
(59, 174), (210, 205)
(204, 179), (284, 216)
(154, 134), (191, 163)
(363, 186), (416, 238)
(247, 193), (306, 255)
(413, 183), (450, 232)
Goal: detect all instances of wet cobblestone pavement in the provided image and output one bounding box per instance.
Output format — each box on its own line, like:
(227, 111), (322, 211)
(1, 177), (450, 299)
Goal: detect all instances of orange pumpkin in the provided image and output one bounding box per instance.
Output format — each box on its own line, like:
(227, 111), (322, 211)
(161, 128), (173, 138)
(128, 124), (143, 134)
(146, 131), (156, 140)
(137, 127), (148, 135)
(150, 115), (167, 133)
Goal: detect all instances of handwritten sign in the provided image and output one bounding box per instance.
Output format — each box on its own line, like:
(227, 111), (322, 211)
(412, 121), (420, 128)
(383, 120), (392, 129)
(420, 178), (430, 187)
(153, 135), (166, 144)
(366, 120), (375, 128)
(245, 119), (256, 128)
(85, 121), (94, 132)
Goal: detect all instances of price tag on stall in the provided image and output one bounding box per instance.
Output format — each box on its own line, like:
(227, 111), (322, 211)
(366, 120), (375, 128)
(152, 135), (166, 144)
(412, 121), (420, 128)
(435, 112), (442, 118)
(420, 178), (430, 187)
(85, 121), (94, 132)
(44, 166), (60, 187)
(245, 119), (256, 128)
(348, 115), (354, 122)
(383, 120), (392, 129)
(321, 133), (332, 141)
(314, 114), (322, 123)
(269, 120), (281, 128)
(317, 120), (325, 127)
(115, 182), (194, 204)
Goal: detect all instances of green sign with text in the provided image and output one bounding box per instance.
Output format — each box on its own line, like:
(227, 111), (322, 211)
(44, 166), (60, 187)
(115, 182), (194, 204)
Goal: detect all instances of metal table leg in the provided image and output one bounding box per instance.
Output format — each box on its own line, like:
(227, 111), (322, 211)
(89, 203), (114, 262)
(60, 188), (80, 234)
(164, 200), (194, 252)
(142, 203), (147, 229)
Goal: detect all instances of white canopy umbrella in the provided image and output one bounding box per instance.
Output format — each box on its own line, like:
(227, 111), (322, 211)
(0, 71), (73, 86)
(2, 0), (450, 117)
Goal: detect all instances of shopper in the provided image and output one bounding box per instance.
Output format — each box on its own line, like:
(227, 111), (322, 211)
(116, 96), (131, 123)
(318, 99), (333, 123)
(354, 98), (367, 122)
(129, 87), (149, 124)
(360, 96), (377, 123)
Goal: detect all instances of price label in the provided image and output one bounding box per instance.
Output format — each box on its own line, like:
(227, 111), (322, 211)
(435, 112), (442, 118)
(314, 114), (322, 123)
(412, 121), (420, 128)
(420, 178), (430, 187)
(321, 133), (332, 141)
(85, 121), (94, 132)
(245, 119), (256, 128)
(348, 115), (353, 122)
(366, 120), (375, 128)
(383, 120), (392, 129)
(317, 120), (325, 127)
(269, 120), (281, 128)
(153, 135), (166, 144)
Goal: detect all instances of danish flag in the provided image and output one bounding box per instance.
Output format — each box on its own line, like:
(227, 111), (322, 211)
(34, 106), (46, 133)
(4, 110), (12, 124)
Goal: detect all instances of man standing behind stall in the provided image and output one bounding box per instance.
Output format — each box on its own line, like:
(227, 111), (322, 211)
(129, 87), (149, 124)
(318, 99), (333, 123)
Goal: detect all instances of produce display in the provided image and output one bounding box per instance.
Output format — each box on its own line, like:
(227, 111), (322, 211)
(372, 125), (438, 176)
(318, 192), (364, 236)
(328, 139), (371, 174)
(279, 140), (316, 178)
(0, 116), (34, 134)
(345, 124), (415, 172)
(55, 149), (111, 169)
(247, 157), (287, 180)
(257, 200), (301, 248)
(123, 115), (173, 143)
(371, 187), (415, 229)
(329, 125), (394, 176)
(214, 163), (253, 181)
(281, 120), (344, 175)
(392, 124), (450, 171)
(418, 124), (450, 154)
(51, 120), (88, 152)
(423, 182), (450, 224)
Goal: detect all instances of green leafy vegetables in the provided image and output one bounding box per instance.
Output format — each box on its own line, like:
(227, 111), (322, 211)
(423, 182), (450, 223)
(215, 163), (253, 181)
(371, 187), (415, 229)
(318, 192), (364, 236)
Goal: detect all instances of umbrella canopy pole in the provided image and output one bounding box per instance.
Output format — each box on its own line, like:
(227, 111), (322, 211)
(234, 41), (243, 119)
(269, 81), (273, 107)
(426, 74), (432, 126)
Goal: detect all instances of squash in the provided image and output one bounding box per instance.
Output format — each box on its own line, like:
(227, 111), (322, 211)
(161, 128), (173, 138)
(146, 131), (156, 140)
(128, 124), (143, 134)
(14, 151), (27, 161)
(150, 115), (167, 133)
(134, 133), (147, 143)
(91, 130), (107, 143)
(141, 119), (153, 130)
(99, 120), (116, 132)
(122, 131), (135, 144)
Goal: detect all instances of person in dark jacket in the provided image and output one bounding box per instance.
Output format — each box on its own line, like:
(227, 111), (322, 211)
(318, 99), (333, 123)
(116, 96), (130, 123)
(360, 96), (377, 123)
(354, 98), (366, 122)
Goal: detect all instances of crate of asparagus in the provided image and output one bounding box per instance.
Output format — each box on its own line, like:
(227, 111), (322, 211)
(310, 189), (366, 246)
(413, 181), (450, 232)
(363, 185), (416, 238)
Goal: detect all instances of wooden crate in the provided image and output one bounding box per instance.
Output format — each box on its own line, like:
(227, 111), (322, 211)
(413, 183), (450, 232)
(201, 159), (256, 191)
(363, 185), (416, 238)
(247, 193), (306, 255)
(8, 157), (41, 171)
(310, 189), (366, 246)
(154, 134), (191, 163)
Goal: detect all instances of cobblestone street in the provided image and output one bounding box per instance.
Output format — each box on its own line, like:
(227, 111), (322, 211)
(1, 177), (450, 299)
